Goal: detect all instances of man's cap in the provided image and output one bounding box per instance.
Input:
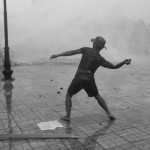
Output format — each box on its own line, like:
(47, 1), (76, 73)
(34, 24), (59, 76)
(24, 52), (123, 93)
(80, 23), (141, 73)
(91, 36), (107, 49)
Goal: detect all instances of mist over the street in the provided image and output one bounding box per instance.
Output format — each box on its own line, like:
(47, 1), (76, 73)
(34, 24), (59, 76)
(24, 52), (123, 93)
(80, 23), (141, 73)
(0, 0), (150, 63)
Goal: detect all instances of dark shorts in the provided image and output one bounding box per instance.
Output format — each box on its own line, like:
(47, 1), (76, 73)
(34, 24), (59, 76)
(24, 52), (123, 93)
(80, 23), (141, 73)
(67, 73), (99, 97)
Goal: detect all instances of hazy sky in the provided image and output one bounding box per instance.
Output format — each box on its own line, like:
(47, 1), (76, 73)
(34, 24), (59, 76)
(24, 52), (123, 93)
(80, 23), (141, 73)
(0, 0), (150, 62)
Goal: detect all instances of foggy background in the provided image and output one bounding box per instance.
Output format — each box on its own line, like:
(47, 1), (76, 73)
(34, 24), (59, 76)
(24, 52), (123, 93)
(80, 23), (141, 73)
(0, 0), (150, 63)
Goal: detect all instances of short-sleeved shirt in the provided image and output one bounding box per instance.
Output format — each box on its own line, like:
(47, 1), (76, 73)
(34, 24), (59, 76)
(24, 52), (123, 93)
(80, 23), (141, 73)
(67, 47), (110, 97)
(77, 47), (109, 74)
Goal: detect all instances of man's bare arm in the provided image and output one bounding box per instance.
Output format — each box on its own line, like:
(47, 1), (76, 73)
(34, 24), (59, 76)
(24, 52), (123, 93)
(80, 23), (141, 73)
(50, 49), (81, 59)
(102, 59), (131, 69)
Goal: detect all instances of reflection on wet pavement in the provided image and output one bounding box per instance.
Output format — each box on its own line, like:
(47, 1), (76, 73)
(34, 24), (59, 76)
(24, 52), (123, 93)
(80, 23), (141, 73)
(0, 61), (150, 149)
(3, 79), (14, 150)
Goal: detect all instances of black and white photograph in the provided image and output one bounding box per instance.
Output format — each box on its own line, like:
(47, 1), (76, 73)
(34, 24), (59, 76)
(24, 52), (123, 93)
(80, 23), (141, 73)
(0, 0), (150, 149)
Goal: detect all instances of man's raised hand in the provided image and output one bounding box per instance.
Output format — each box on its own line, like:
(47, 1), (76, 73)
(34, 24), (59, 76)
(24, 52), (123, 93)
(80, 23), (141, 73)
(124, 59), (132, 65)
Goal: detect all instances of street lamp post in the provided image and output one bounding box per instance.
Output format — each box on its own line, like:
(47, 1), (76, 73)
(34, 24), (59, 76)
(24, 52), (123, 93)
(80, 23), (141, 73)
(2, 0), (13, 80)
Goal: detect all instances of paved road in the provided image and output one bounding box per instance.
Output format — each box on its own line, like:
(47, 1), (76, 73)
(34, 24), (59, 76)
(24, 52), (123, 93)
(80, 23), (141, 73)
(0, 60), (150, 150)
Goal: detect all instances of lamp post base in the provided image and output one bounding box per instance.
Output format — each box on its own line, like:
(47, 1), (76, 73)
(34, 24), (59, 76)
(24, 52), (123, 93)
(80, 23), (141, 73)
(2, 69), (13, 80)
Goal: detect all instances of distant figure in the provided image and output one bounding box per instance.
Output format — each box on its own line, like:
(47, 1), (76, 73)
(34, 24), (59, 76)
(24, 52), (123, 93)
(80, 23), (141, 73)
(50, 36), (131, 121)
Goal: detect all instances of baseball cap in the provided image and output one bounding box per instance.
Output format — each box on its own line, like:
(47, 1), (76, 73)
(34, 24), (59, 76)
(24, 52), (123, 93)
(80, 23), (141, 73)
(91, 36), (107, 49)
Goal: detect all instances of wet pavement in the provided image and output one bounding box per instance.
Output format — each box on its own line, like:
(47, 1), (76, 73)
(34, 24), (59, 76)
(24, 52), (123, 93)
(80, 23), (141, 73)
(0, 60), (150, 150)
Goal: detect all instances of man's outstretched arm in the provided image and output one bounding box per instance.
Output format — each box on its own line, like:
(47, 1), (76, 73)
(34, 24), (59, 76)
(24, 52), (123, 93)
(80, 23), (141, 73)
(50, 49), (81, 59)
(102, 59), (131, 69)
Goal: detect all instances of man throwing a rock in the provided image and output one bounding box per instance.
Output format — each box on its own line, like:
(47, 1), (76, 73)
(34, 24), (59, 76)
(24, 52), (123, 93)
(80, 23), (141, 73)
(50, 36), (131, 121)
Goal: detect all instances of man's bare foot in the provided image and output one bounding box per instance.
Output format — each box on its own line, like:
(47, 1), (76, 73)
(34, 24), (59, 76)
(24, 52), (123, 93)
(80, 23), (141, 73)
(108, 113), (115, 120)
(60, 116), (70, 121)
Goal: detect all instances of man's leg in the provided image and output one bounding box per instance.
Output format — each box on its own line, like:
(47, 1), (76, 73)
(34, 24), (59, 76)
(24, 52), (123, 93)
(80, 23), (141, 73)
(94, 95), (115, 120)
(61, 94), (72, 121)
(61, 76), (82, 121)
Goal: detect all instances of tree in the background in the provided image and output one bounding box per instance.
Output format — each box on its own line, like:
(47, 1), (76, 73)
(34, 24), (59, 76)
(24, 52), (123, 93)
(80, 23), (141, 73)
(107, 18), (150, 54)
(129, 19), (150, 53)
